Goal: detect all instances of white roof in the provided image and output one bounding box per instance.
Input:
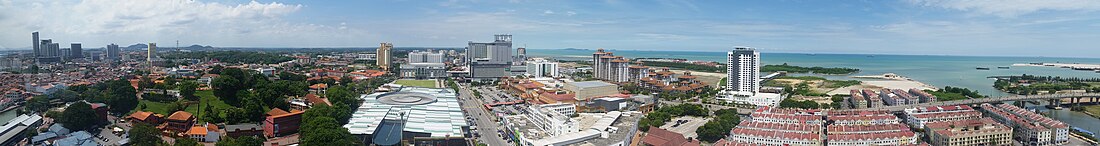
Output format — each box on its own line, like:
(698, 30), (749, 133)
(344, 87), (468, 137)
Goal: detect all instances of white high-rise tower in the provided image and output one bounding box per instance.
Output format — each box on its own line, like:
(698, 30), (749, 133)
(727, 47), (759, 96)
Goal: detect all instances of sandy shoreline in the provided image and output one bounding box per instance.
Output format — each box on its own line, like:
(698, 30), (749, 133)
(827, 73), (938, 95)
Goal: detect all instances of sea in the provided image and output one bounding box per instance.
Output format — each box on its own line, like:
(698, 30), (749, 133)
(529, 49), (1100, 133)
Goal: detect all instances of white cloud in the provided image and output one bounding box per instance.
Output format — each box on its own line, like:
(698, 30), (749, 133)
(909, 0), (1100, 17)
(0, 0), (365, 48)
(543, 10), (555, 15)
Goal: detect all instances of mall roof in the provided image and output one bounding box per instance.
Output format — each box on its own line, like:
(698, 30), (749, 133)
(343, 87), (467, 138)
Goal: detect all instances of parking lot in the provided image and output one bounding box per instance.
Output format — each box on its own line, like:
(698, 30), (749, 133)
(658, 116), (710, 139)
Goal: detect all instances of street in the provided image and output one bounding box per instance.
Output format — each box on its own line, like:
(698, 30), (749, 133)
(457, 84), (512, 146)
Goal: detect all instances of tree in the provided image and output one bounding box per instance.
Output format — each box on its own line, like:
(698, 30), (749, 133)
(174, 138), (200, 146)
(179, 81), (199, 101)
(224, 107), (249, 124)
(59, 102), (97, 130)
(241, 93), (265, 123)
(203, 104), (223, 123)
(212, 76), (242, 104)
(105, 79), (139, 114)
(300, 117), (358, 146)
(166, 100), (187, 113)
(130, 123), (165, 146)
(25, 96), (50, 113)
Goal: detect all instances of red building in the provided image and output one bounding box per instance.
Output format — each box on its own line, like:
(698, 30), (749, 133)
(128, 111), (163, 125)
(264, 109), (304, 137)
(163, 111), (196, 133)
(89, 103), (109, 124)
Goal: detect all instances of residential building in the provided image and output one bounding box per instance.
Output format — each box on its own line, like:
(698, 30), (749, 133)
(825, 110), (919, 146)
(377, 43), (393, 71)
(726, 47), (759, 96)
(925, 118), (1013, 146)
(637, 68), (708, 93)
(903, 105), (982, 129)
(408, 50), (445, 63)
(909, 89), (938, 103)
(726, 107), (824, 146)
(264, 108), (304, 137)
(862, 89), (883, 108)
(627, 64), (649, 83)
(591, 49), (630, 83)
(848, 90), (868, 108)
(32, 32), (39, 58)
(525, 58), (559, 78)
(106, 44), (120, 61)
(563, 81), (619, 100)
(165, 111), (196, 133)
(979, 103), (1069, 146)
(147, 43), (157, 61)
(466, 34), (514, 80)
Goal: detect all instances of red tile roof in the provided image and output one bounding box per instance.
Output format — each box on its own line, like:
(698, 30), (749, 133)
(642, 126), (700, 146)
(167, 111), (194, 121)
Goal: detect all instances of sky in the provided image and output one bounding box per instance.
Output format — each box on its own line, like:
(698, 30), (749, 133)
(1, 0), (1100, 58)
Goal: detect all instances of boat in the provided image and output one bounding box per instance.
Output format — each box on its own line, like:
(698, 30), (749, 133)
(997, 66), (1010, 69)
(976, 67), (991, 70)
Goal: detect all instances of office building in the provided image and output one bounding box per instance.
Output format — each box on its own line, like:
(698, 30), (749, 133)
(925, 118), (1013, 146)
(399, 63), (447, 79)
(726, 47), (759, 96)
(32, 32), (39, 58)
(525, 58), (558, 78)
(147, 43), (157, 61)
(70, 42), (82, 60)
(407, 50), (445, 63)
(902, 105), (982, 129)
(979, 103), (1069, 146)
(467, 34), (514, 80)
(377, 43), (393, 71)
(106, 44), (120, 61)
(344, 87), (469, 145)
(591, 49), (630, 82)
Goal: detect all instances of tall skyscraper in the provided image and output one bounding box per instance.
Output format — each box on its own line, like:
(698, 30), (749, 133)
(147, 43), (157, 61)
(106, 44), (120, 60)
(727, 47), (760, 96)
(70, 42), (83, 59)
(377, 43), (393, 71)
(526, 58), (558, 78)
(32, 32), (39, 57)
(466, 34), (513, 79)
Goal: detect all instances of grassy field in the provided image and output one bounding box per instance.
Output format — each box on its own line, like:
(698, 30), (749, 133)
(131, 90), (233, 122)
(395, 79), (437, 88)
(1083, 105), (1100, 117)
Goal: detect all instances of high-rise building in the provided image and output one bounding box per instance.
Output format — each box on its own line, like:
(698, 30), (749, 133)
(147, 43), (157, 61)
(106, 44), (120, 60)
(32, 32), (39, 57)
(70, 42), (83, 60)
(377, 43), (393, 71)
(727, 47), (759, 96)
(407, 51), (444, 63)
(525, 58), (558, 78)
(592, 49), (630, 82)
(515, 47), (527, 65)
(466, 34), (513, 79)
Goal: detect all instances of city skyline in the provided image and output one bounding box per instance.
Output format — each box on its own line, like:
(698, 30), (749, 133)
(2, 0), (1100, 58)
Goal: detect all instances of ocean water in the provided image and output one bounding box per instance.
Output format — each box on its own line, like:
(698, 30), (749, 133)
(530, 49), (1100, 132)
(529, 49), (1100, 97)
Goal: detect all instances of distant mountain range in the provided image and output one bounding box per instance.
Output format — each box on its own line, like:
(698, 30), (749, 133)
(122, 43), (213, 51)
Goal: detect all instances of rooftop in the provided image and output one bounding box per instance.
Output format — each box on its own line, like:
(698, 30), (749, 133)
(343, 87), (467, 138)
(568, 81), (616, 88)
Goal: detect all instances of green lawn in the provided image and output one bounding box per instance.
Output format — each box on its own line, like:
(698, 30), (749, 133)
(1083, 105), (1100, 116)
(131, 90), (233, 122)
(394, 79), (437, 88)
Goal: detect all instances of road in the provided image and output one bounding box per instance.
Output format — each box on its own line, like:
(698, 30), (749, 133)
(457, 84), (512, 146)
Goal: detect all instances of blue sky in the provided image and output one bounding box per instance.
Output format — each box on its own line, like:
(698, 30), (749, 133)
(2, 0), (1100, 58)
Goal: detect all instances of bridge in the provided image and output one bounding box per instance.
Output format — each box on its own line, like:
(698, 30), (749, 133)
(858, 93), (1100, 112)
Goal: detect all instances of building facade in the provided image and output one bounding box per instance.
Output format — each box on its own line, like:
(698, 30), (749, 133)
(525, 58), (559, 78)
(726, 47), (759, 96)
(979, 103), (1069, 146)
(467, 34), (514, 79)
(407, 51), (445, 63)
(591, 49), (629, 83)
(377, 42), (393, 71)
(925, 118), (1013, 146)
